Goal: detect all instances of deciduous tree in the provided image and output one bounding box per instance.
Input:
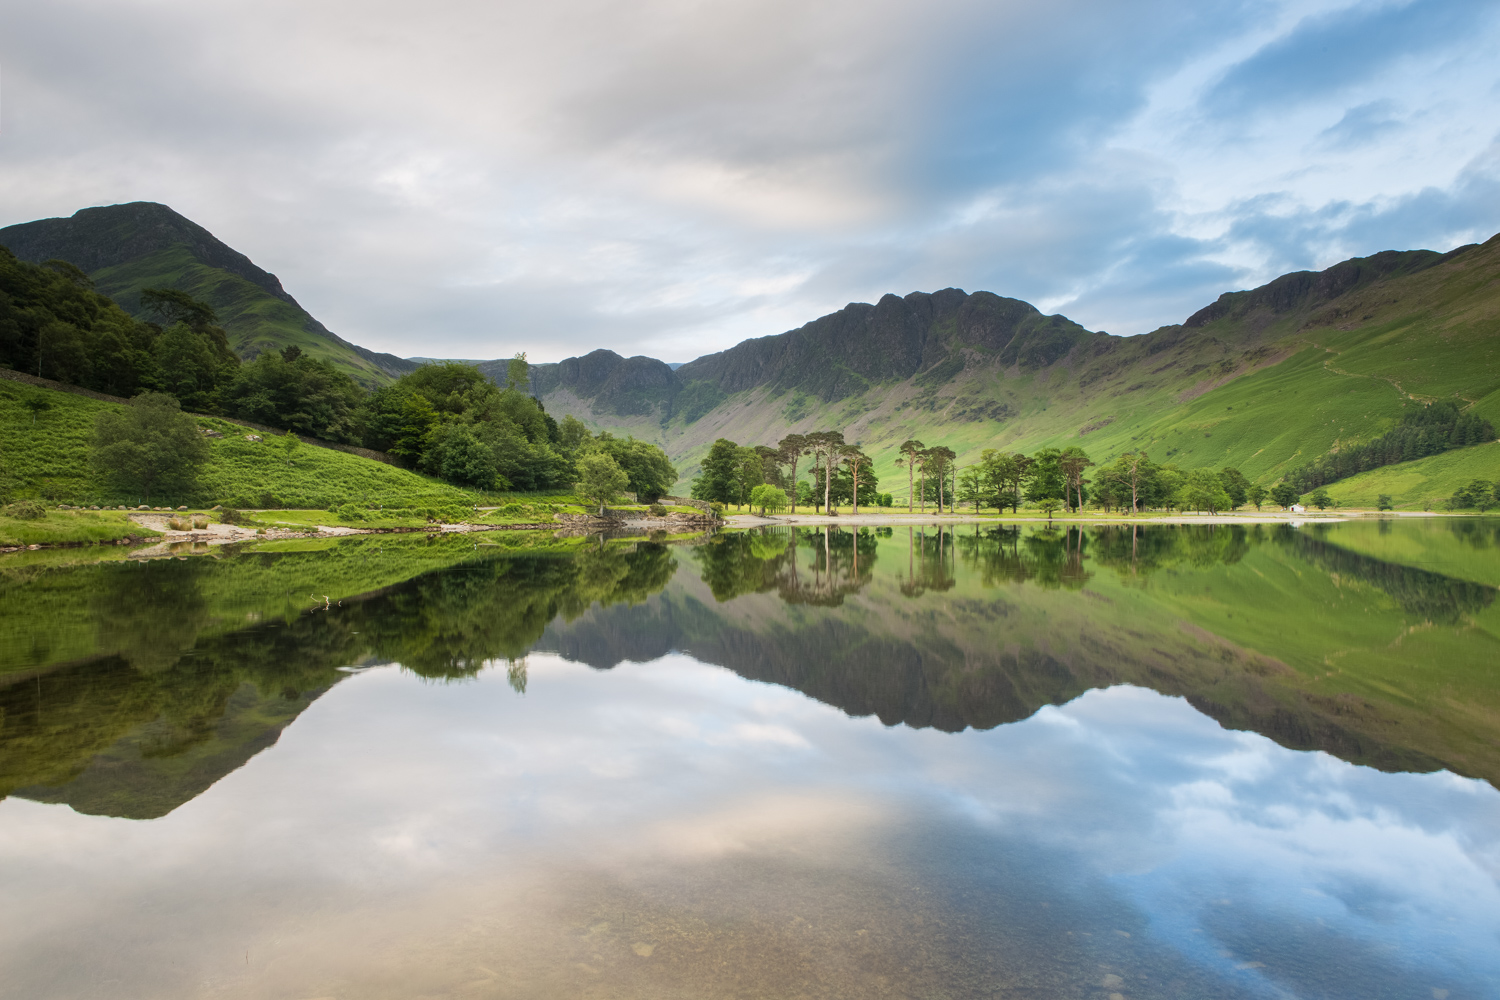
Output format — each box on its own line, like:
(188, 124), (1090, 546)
(90, 392), (209, 504)
(576, 452), (630, 515)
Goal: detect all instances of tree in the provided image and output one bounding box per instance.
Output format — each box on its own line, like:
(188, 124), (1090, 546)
(749, 483), (788, 515)
(957, 466), (985, 512)
(1448, 479), (1495, 511)
(576, 452), (630, 515)
(274, 430), (302, 466)
(422, 424), (500, 490)
(804, 430), (845, 513)
(840, 447), (874, 514)
(1246, 484), (1268, 511)
(1181, 468), (1231, 513)
(1307, 487), (1333, 511)
(1377, 493), (1394, 511)
(777, 433), (808, 513)
(734, 446), (764, 508)
(140, 287), (219, 331)
(1271, 482), (1299, 510)
(1026, 448), (1066, 521)
(587, 434), (678, 502)
(24, 396), (52, 426)
(558, 414), (590, 453)
(151, 321), (239, 413)
(90, 392), (210, 504)
(1058, 447), (1094, 513)
(505, 352), (530, 394)
(1218, 468), (1250, 510)
(895, 438), (925, 513)
(692, 438), (740, 505)
(925, 445), (956, 513)
(225, 348), (364, 442)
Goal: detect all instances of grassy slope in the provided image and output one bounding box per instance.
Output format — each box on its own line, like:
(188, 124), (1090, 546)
(90, 245), (397, 386)
(1, 380), (476, 508)
(1323, 441), (1500, 511)
(558, 235), (1500, 496)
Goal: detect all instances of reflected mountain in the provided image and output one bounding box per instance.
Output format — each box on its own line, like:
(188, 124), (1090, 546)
(1, 535), (677, 817)
(542, 523), (1500, 786)
(4, 521), (1498, 819)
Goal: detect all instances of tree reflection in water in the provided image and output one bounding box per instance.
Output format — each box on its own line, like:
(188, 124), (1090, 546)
(5, 521), (1499, 820)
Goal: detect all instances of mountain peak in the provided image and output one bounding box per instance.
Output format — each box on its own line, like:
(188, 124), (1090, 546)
(0, 202), (297, 306)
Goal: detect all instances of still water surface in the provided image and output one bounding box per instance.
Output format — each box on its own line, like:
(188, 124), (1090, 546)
(1, 520), (1498, 999)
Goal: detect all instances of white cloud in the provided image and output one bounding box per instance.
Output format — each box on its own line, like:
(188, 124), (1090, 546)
(0, 0), (1496, 360)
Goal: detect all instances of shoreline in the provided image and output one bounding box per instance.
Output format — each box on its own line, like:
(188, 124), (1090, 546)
(719, 509), (1461, 528)
(0, 506), (1480, 558)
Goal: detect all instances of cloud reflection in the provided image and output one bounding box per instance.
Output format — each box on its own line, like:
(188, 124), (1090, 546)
(0, 654), (1495, 998)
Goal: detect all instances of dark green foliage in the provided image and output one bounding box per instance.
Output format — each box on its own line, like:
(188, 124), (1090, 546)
(1446, 479), (1498, 512)
(1307, 487), (1333, 510)
(1218, 467), (1250, 509)
(587, 433), (678, 502)
(1025, 448), (1066, 516)
(0, 246), (160, 396)
(692, 438), (742, 505)
(149, 321), (240, 412)
(90, 393), (209, 504)
(1272, 482), (1299, 509)
(1287, 401), (1495, 492)
(224, 346), (364, 443)
(1377, 494), (1395, 511)
(422, 424), (500, 491)
(362, 362), (576, 492)
(575, 452), (630, 513)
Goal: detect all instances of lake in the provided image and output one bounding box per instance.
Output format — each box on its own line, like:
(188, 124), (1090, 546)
(2, 519), (1498, 999)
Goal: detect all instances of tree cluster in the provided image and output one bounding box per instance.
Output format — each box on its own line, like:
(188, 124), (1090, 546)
(361, 362), (674, 495)
(1, 253), (676, 497)
(691, 432), (885, 514)
(0, 250), (240, 405)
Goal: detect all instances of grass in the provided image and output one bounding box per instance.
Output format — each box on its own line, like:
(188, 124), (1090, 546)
(0, 510), (160, 547)
(0, 381), (481, 512)
(1324, 441), (1500, 510)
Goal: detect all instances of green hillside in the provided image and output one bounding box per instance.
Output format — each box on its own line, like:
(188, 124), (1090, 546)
(0, 203), (416, 387)
(0, 378), (476, 508)
(530, 236), (1500, 496)
(1323, 442), (1500, 511)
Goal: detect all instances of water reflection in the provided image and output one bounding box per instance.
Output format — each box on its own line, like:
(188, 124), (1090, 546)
(2, 520), (1499, 999)
(4, 520), (1499, 817)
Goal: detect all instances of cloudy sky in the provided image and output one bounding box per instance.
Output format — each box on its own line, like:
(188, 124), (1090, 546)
(2, 0), (1498, 363)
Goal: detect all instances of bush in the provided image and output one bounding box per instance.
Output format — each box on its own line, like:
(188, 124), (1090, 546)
(218, 507), (244, 525)
(648, 503), (667, 516)
(192, 515), (209, 529)
(336, 502), (367, 522)
(168, 516), (188, 530)
(3, 500), (47, 521)
(500, 502), (525, 515)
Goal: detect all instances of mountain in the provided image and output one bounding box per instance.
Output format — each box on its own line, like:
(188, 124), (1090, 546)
(0, 202), (417, 386)
(519, 235), (1500, 490)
